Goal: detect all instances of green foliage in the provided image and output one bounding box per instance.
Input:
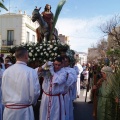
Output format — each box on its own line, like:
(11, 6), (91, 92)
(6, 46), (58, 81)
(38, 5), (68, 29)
(107, 49), (120, 56)
(0, 1), (8, 11)
(50, 0), (67, 40)
(66, 49), (75, 66)
(106, 69), (120, 120)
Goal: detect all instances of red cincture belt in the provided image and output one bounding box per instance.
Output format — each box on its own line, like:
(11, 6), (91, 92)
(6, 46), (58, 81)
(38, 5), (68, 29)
(43, 91), (60, 96)
(5, 104), (32, 109)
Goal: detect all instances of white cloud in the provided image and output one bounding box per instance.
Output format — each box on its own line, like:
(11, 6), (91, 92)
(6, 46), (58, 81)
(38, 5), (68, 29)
(56, 15), (113, 53)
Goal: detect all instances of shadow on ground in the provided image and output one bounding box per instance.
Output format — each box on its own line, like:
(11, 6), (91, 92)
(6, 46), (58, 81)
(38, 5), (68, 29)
(73, 101), (94, 120)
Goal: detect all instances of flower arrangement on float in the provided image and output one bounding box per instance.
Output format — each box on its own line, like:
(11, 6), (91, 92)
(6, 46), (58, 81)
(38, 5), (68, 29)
(9, 39), (75, 66)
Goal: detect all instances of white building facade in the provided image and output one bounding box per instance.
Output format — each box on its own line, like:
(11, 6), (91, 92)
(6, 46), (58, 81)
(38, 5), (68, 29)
(0, 12), (39, 47)
(74, 52), (88, 65)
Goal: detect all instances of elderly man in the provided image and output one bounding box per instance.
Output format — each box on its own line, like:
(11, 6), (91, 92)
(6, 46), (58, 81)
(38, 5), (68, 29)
(2, 47), (40, 120)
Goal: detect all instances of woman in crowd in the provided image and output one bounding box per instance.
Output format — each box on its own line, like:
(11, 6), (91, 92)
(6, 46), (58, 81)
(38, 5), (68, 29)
(93, 66), (116, 120)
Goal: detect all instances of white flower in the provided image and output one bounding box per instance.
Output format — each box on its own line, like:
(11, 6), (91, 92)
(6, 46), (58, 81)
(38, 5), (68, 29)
(43, 49), (46, 51)
(29, 52), (32, 57)
(49, 51), (52, 53)
(47, 44), (50, 46)
(55, 53), (57, 56)
(51, 53), (54, 56)
(40, 46), (42, 49)
(52, 40), (55, 42)
(46, 53), (49, 56)
(29, 47), (32, 50)
(37, 49), (40, 52)
(44, 60), (46, 62)
(35, 53), (37, 56)
(58, 55), (60, 57)
(50, 45), (53, 48)
(49, 58), (52, 60)
(53, 47), (58, 51)
(31, 50), (33, 53)
(44, 44), (46, 46)
(47, 48), (50, 50)
(44, 52), (46, 54)
(57, 40), (60, 42)
(41, 53), (43, 55)
(48, 41), (51, 43)
(33, 58), (35, 61)
(36, 47), (38, 50)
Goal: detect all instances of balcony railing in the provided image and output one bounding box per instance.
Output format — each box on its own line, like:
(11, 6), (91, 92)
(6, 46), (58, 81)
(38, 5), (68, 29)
(2, 40), (15, 46)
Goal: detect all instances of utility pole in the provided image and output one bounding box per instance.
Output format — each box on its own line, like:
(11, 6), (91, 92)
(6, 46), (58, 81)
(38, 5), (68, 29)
(9, 0), (10, 14)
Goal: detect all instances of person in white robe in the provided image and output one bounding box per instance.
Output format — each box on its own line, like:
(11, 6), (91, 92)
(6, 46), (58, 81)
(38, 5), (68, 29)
(0, 64), (4, 120)
(76, 61), (83, 98)
(63, 56), (77, 120)
(37, 57), (67, 120)
(72, 62), (79, 100)
(1, 47), (40, 120)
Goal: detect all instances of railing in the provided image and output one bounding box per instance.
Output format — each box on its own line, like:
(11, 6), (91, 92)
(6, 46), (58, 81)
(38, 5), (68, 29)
(2, 40), (15, 46)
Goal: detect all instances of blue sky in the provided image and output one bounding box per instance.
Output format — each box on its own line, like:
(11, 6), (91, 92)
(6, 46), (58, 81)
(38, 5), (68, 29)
(1, 0), (120, 53)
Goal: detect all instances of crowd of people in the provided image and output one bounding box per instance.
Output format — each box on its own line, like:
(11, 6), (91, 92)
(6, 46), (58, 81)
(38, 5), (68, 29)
(0, 46), (119, 120)
(82, 63), (120, 120)
(0, 46), (87, 120)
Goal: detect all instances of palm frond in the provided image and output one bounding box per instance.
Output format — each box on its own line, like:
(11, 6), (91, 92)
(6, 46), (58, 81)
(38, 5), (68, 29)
(0, 2), (8, 11)
(49, 0), (67, 40)
(107, 70), (120, 98)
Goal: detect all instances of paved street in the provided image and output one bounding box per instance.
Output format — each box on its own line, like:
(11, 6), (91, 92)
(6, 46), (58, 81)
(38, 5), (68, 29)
(73, 89), (94, 120)
(33, 89), (94, 120)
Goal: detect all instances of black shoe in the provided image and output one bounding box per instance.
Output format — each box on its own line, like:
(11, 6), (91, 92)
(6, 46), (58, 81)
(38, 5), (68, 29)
(80, 86), (85, 89)
(87, 101), (93, 104)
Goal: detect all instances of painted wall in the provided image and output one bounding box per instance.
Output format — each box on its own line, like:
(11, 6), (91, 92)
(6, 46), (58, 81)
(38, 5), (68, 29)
(0, 13), (39, 46)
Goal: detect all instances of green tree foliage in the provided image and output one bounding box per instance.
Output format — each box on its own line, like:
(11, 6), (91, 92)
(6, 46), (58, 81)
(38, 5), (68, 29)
(0, 0), (8, 11)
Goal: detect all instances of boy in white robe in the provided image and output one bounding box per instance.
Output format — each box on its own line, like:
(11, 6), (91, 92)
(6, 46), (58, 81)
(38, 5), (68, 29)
(72, 62), (79, 100)
(63, 56), (77, 120)
(76, 61), (83, 98)
(37, 57), (67, 120)
(2, 47), (40, 120)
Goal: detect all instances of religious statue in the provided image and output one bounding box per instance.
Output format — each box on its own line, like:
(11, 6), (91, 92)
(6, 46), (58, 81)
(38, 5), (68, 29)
(32, 5), (58, 43)
(41, 4), (54, 31)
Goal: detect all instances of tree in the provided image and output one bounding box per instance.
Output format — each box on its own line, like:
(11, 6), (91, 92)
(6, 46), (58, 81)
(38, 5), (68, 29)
(100, 15), (120, 66)
(100, 15), (120, 47)
(87, 38), (108, 63)
(0, 0), (8, 11)
(96, 38), (108, 57)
